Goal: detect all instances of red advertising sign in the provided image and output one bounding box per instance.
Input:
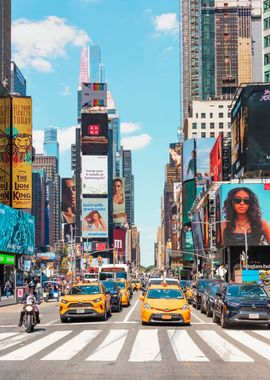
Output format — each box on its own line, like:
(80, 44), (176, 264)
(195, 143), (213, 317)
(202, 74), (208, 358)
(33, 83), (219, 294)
(210, 133), (223, 181)
(113, 229), (126, 260)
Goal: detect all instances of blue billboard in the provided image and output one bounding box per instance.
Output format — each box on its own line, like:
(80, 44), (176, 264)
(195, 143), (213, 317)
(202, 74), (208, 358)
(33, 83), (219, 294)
(0, 204), (35, 255)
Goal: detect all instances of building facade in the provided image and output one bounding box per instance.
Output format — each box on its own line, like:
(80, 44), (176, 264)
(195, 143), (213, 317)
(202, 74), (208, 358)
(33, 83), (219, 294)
(0, 0), (11, 90)
(10, 61), (26, 96)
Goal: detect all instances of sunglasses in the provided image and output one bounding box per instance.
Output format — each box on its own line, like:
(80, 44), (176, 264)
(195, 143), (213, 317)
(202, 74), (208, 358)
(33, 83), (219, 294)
(232, 197), (251, 205)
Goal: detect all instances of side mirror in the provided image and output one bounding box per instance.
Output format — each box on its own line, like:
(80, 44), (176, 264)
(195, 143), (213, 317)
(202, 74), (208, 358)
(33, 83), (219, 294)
(139, 295), (144, 301)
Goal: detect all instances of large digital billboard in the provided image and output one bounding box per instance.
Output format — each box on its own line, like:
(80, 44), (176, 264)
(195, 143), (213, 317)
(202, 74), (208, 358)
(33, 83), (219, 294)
(182, 230), (194, 261)
(113, 177), (126, 224)
(191, 212), (204, 255)
(81, 83), (107, 108)
(81, 113), (108, 155)
(113, 228), (126, 262)
(0, 96), (11, 205)
(182, 139), (195, 182)
(210, 133), (223, 181)
(215, 183), (270, 247)
(0, 203), (35, 255)
(61, 178), (76, 224)
(82, 156), (107, 195)
(169, 143), (181, 168)
(82, 198), (108, 238)
(196, 138), (215, 196)
(11, 97), (32, 209)
(182, 180), (195, 224)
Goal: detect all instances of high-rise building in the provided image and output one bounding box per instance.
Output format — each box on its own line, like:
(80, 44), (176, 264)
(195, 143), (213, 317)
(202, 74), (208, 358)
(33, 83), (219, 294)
(43, 127), (59, 169)
(122, 150), (134, 226)
(107, 91), (121, 178)
(0, 0), (11, 90)
(32, 169), (46, 247)
(10, 61), (26, 96)
(263, 0), (270, 81)
(90, 45), (101, 83)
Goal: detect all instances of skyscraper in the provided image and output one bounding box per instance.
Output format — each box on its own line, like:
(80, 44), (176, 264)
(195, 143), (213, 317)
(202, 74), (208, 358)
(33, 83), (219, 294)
(32, 169), (46, 247)
(90, 45), (101, 83)
(10, 61), (26, 96)
(0, 0), (11, 90)
(263, 0), (270, 82)
(43, 126), (59, 170)
(122, 150), (134, 226)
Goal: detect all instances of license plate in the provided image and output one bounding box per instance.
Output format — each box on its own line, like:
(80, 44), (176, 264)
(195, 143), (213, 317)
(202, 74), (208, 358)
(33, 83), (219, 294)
(76, 309), (85, 314)
(162, 315), (172, 320)
(249, 313), (259, 319)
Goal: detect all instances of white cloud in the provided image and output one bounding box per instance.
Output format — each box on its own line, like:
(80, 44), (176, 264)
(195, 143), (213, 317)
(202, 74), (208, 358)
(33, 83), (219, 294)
(163, 46), (174, 55)
(121, 122), (142, 134)
(33, 125), (77, 154)
(121, 134), (152, 150)
(12, 16), (90, 72)
(60, 84), (72, 96)
(154, 13), (178, 34)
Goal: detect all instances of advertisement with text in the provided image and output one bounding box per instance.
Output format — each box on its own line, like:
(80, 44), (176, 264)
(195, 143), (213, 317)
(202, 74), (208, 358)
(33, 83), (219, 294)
(82, 155), (108, 195)
(182, 139), (195, 182)
(82, 198), (108, 238)
(0, 96), (11, 205)
(113, 177), (127, 224)
(81, 113), (108, 155)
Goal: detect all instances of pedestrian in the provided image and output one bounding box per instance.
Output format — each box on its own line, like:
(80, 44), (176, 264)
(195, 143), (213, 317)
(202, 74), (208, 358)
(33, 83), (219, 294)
(216, 264), (227, 281)
(4, 280), (12, 298)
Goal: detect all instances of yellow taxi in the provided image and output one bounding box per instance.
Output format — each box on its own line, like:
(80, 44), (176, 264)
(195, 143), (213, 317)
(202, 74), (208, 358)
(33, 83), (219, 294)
(131, 279), (141, 291)
(139, 283), (191, 325)
(59, 282), (111, 322)
(116, 279), (130, 306)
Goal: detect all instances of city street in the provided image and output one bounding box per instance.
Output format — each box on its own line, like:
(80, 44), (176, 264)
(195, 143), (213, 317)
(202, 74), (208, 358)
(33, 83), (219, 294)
(0, 293), (270, 380)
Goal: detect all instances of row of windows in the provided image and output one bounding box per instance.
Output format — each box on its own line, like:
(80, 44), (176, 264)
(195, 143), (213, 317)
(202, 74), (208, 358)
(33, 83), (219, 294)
(192, 122), (230, 129)
(192, 132), (231, 138)
(194, 112), (231, 119)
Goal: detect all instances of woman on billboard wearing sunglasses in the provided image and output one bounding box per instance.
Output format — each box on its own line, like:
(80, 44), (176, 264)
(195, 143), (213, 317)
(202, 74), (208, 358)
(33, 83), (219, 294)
(221, 187), (270, 246)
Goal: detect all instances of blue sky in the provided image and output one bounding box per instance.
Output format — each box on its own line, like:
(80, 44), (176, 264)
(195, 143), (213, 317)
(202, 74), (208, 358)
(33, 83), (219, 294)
(12, 0), (180, 266)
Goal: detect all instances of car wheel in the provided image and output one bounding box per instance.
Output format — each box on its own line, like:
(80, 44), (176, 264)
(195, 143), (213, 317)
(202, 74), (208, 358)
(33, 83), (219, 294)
(101, 308), (108, 321)
(200, 303), (204, 314)
(127, 298), (131, 307)
(60, 316), (68, 323)
(212, 309), (219, 323)
(220, 310), (229, 329)
(120, 302), (123, 311)
(206, 306), (212, 318)
(108, 307), (112, 317)
(141, 321), (147, 325)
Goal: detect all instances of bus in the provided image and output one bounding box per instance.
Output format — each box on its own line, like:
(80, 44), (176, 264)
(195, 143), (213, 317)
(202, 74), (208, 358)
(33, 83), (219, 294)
(98, 264), (129, 281)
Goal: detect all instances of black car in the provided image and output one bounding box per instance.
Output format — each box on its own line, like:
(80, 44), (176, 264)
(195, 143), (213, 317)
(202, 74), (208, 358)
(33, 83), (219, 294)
(102, 280), (122, 312)
(200, 282), (223, 317)
(212, 283), (270, 328)
(192, 279), (212, 309)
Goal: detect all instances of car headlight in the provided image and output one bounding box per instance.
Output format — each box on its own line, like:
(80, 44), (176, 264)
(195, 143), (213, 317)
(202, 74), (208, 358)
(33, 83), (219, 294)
(227, 301), (239, 308)
(183, 304), (189, 310)
(144, 303), (151, 310)
(93, 298), (102, 303)
(61, 299), (68, 304)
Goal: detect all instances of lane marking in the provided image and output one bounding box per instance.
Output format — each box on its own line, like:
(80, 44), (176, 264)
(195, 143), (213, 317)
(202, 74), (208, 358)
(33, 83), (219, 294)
(253, 330), (270, 340)
(168, 330), (208, 362)
(197, 330), (253, 362)
(225, 330), (270, 361)
(129, 330), (161, 362)
(191, 313), (205, 323)
(0, 333), (18, 341)
(123, 299), (139, 323)
(0, 331), (71, 361)
(42, 330), (100, 361)
(86, 330), (128, 361)
(46, 319), (59, 325)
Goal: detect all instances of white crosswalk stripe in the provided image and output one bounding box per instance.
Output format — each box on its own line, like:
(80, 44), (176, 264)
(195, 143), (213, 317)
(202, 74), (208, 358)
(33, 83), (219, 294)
(168, 330), (208, 362)
(129, 330), (161, 362)
(197, 330), (253, 362)
(0, 328), (269, 362)
(86, 330), (128, 361)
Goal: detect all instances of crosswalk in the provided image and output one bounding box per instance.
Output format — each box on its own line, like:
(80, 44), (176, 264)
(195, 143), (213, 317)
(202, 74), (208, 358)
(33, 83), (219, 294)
(0, 328), (269, 363)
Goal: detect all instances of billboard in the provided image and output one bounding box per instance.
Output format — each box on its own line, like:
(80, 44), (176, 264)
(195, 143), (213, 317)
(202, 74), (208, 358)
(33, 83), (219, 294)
(113, 228), (126, 261)
(173, 182), (181, 203)
(210, 133), (223, 181)
(182, 139), (195, 182)
(0, 96), (11, 205)
(81, 113), (108, 155)
(36, 252), (59, 261)
(182, 180), (195, 224)
(11, 97), (32, 209)
(82, 156), (107, 195)
(81, 83), (107, 108)
(61, 178), (76, 224)
(113, 177), (126, 224)
(182, 230), (194, 261)
(169, 143), (181, 168)
(191, 212), (204, 255)
(0, 203), (34, 255)
(63, 223), (75, 243)
(82, 198), (108, 238)
(215, 183), (270, 247)
(196, 138), (215, 196)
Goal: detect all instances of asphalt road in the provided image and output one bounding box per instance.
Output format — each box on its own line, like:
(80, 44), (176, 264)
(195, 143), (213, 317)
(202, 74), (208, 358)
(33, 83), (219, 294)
(0, 293), (270, 380)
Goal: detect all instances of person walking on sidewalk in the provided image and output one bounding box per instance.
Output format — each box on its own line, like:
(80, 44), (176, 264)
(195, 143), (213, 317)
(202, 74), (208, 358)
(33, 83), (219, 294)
(4, 280), (12, 298)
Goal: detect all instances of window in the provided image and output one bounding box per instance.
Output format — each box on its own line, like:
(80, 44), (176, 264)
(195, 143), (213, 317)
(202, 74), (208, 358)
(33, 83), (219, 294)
(192, 132), (197, 138)
(201, 132), (206, 138)
(210, 122), (215, 129)
(218, 105), (223, 108)
(228, 112), (231, 118)
(265, 70), (270, 82)
(201, 122), (206, 129)
(264, 17), (270, 31)
(227, 122), (231, 129)
(264, 35), (270, 48)
(210, 132), (215, 138)
(210, 113), (213, 118)
(264, 0), (270, 12)
(218, 113), (224, 118)
(227, 132), (231, 138)
(219, 122), (224, 129)
(196, 113), (198, 118)
(192, 122), (197, 129)
(201, 113), (206, 118)
(264, 52), (270, 66)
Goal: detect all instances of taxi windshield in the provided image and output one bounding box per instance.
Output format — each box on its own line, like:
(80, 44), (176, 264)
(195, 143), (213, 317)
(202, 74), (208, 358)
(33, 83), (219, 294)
(116, 282), (125, 289)
(69, 285), (100, 295)
(147, 288), (184, 299)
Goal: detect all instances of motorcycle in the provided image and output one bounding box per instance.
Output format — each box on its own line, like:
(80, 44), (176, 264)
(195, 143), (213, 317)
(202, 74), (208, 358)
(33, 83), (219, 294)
(21, 295), (39, 333)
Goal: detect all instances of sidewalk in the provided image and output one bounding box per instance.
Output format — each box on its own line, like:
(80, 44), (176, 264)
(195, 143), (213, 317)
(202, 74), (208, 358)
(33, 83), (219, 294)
(0, 296), (17, 307)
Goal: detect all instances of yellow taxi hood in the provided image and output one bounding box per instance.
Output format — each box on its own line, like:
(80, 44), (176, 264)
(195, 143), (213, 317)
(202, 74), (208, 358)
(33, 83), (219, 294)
(61, 294), (102, 302)
(145, 298), (186, 309)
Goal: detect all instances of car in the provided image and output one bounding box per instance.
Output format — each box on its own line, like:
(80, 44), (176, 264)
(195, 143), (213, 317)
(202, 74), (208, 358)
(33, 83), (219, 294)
(116, 279), (131, 306)
(200, 282), (223, 317)
(59, 282), (111, 323)
(192, 279), (212, 309)
(146, 277), (180, 288)
(212, 283), (270, 328)
(102, 280), (122, 312)
(43, 281), (61, 302)
(139, 283), (191, 325)
(131, 279), (141, 291)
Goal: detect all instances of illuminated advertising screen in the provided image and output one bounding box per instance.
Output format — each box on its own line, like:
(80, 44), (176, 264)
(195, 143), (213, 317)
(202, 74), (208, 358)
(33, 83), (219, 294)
(215, 183), (270, 247)
(63, 223), (75, 243)
(231, 105), (247, 175)
(81, 113), (108, 155)
(0, 203), (34, 255)
(210, 133), (223, 181)
(173, 182), (181, 203)
(191, 212), (204, 255)
(93, 241), (108, 252)
(36, 252), (59, 261)
(82, 156), (108, 195)
(169, 143), (181, 168)
(196, 138), (215, 196)
(11, 97), (32, 209)
(182, 139), (195, 182)
(61, 178), (76, 224)
(113, 228), (126, 261)
(113, 177), (126, 224)
(81, 83), (107, 108)
(182, 230), (194, 261)
(182, 180), (195, 224)
(82, 198), (108, 238)
(0, 96), (11, 205)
